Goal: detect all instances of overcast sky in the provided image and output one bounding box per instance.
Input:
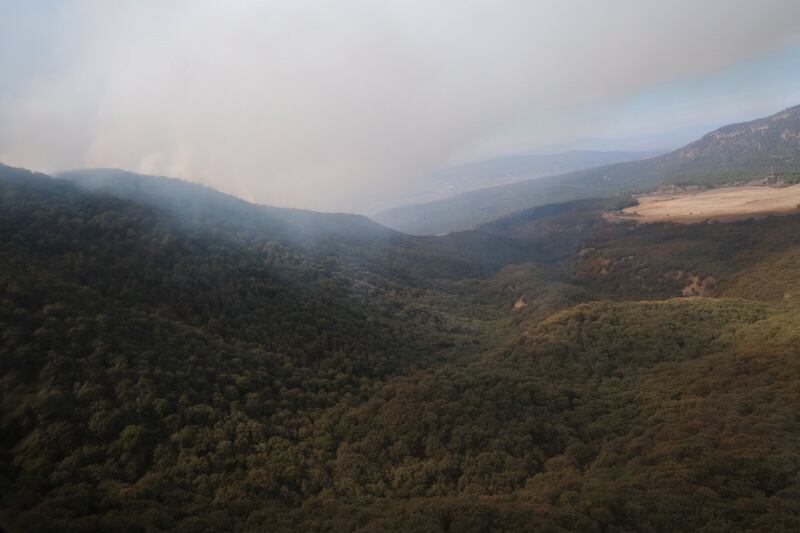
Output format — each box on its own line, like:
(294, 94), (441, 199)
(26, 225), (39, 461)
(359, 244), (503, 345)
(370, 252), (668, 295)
(2, 1), (800, 213)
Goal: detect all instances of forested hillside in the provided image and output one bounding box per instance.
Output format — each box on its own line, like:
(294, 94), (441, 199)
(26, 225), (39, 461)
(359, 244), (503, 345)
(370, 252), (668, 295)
(3, 164), (800, 531)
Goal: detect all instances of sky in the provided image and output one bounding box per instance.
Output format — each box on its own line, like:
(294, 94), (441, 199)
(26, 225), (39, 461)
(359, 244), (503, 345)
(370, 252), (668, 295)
(1, 0), (800, 213)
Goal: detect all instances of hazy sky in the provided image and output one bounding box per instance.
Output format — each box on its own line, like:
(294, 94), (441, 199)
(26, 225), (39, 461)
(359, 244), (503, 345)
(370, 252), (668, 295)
(2, 1), (800, 213)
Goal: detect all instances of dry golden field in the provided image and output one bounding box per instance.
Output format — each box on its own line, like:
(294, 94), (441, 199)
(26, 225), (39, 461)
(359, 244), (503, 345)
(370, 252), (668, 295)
(608, 184), (800, 223)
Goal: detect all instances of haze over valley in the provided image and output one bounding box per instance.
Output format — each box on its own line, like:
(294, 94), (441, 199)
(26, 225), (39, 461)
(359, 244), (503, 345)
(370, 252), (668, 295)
(3, 2), (800, 532)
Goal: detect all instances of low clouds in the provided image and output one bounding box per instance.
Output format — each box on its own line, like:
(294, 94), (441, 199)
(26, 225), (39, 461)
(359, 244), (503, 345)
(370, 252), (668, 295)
(1, 0), (800, 212)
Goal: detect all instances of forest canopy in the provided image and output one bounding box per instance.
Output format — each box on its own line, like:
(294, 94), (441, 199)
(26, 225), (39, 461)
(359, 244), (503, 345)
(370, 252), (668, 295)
(3, 165), (800, 531)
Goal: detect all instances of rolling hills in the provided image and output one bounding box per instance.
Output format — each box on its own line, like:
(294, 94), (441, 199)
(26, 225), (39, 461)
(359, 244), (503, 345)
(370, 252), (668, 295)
(4, 158), (800, 531)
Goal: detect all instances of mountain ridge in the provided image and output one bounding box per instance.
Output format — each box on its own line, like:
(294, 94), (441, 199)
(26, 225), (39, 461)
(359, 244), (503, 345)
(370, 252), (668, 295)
(376, 149), (661, 210)
(58, 167), (397, 244)
(374, 104), (800, 235)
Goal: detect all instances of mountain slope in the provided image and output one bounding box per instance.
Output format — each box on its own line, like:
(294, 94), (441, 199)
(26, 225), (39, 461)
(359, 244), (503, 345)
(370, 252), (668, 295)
(0, 164), (514, 531)
(57, 167), (541, 278)
(5, 161), (800, 531)
(374, 104), (800, 235)
(58, 168), (396, 244)
(382, 150), (660, 209)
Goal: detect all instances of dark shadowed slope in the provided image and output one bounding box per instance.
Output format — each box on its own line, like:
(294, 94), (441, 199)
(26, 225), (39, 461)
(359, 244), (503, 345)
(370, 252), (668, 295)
(374, 104), (800, 235)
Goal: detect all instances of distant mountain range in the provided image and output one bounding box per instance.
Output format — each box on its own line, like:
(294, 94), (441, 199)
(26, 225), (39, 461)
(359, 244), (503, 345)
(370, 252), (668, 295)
(374, 104), (800, 235)
(376, 150), (661, 210)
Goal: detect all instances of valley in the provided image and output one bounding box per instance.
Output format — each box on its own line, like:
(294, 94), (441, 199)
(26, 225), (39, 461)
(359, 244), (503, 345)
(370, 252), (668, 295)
(4, 5), (800, 531)
(4, 154), (800, 530)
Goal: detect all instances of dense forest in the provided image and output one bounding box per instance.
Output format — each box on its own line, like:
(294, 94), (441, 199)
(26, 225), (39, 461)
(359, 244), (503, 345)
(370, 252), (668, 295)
(3, 163), (800, 531)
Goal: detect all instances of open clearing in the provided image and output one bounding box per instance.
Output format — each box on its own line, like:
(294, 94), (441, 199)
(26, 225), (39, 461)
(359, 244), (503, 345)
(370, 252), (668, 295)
(608, 184), (800, 224)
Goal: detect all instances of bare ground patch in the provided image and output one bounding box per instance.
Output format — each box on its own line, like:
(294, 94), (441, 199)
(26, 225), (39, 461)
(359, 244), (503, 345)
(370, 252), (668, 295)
(606, 184), (800, 224)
